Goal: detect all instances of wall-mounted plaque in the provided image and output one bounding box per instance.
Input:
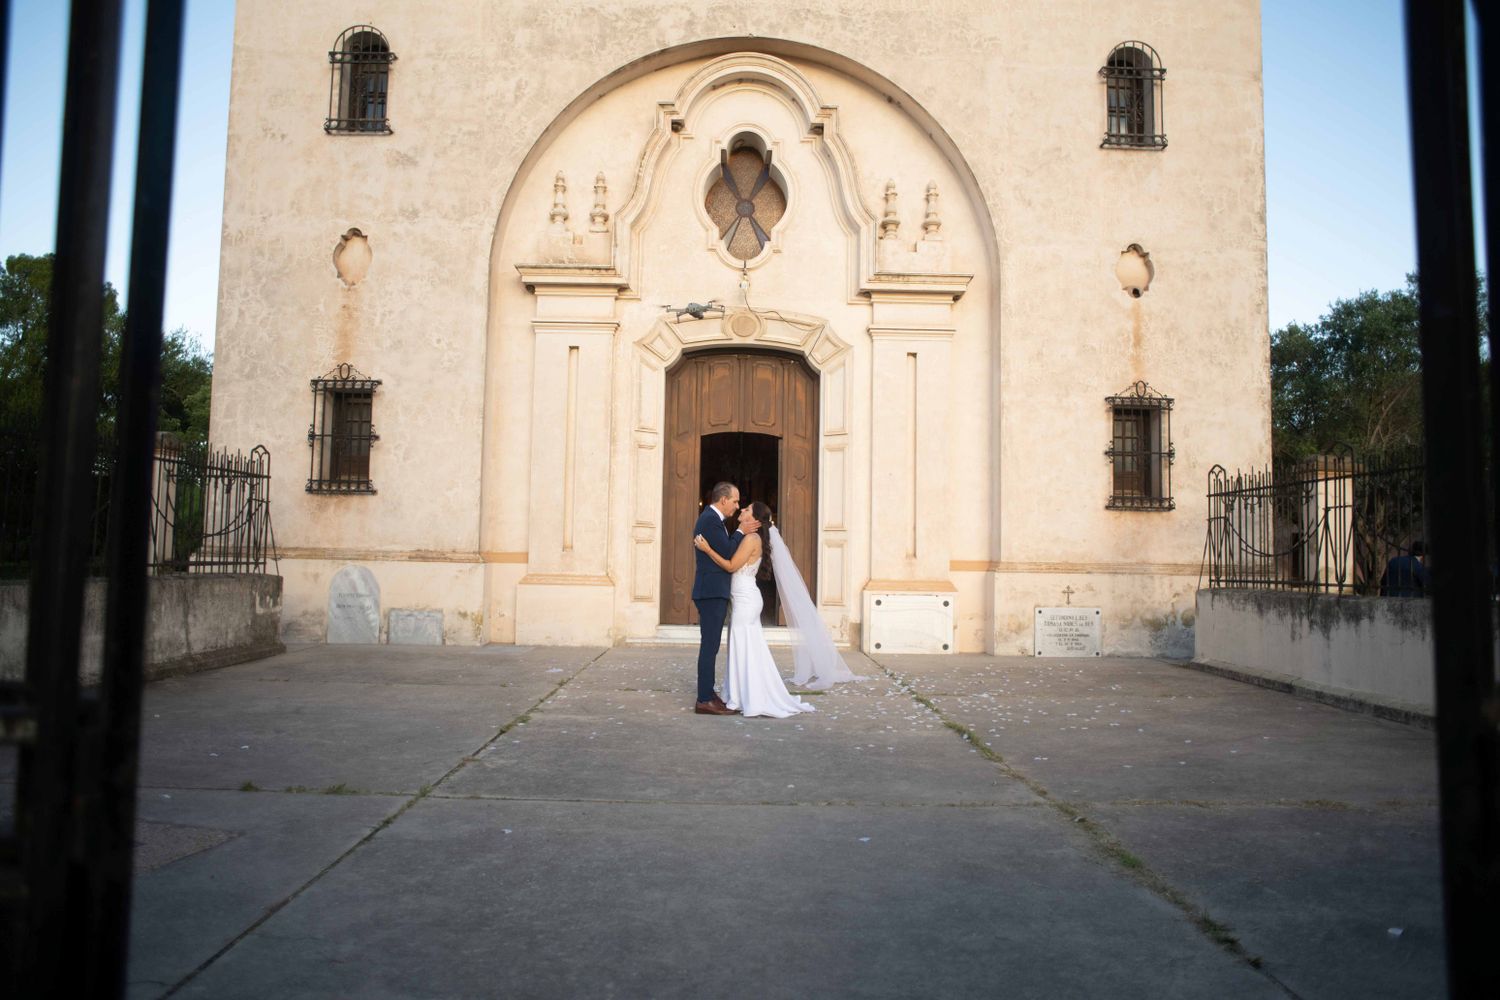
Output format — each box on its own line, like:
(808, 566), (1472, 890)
(1035, 607), (1102, 657)
(389, 609), (443, 645)
(327, 565), (380, 644)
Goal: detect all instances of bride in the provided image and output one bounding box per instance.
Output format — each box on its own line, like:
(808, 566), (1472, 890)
(694, 500), (860, 718)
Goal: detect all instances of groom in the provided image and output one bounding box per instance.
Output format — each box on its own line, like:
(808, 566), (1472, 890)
(692, 482), (759, 715)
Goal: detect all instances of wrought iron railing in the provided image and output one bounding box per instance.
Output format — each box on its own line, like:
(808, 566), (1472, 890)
(149, 437), (276, 574)
(1202, 446), (1426, 595)
(1, 422), (41, 576)
(0, 428), (276, 576)
(1, 422), (113, 578)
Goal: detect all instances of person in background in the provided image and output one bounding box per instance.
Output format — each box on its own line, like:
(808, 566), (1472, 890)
(1379, 540), (1428, 597)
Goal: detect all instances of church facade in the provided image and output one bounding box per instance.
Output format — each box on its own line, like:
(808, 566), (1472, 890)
(210, 1), (1270, 654)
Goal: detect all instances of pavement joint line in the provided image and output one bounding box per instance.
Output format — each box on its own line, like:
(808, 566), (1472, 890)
(157, 648), (605, 999)
(422, 792), (1051, 808)
(868, 654), (1305, 1000)
(138, 784), (412, 797)
(1082, 797), (1438, 812)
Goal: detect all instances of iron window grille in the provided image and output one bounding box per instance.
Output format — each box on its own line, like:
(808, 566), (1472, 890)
(325, 26), (395, 134)
(1106, 381), (1175, 510)
(308, 364), (380, 494)
(1100, 41), (1166, 150)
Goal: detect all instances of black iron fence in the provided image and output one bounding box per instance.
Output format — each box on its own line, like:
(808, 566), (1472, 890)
(1, 423), (42, 576)
(149, 437), (275, 574)
(1, 422), (113, 578)
(1202, 446), (1427, 595)
(0, 428), (275, 577)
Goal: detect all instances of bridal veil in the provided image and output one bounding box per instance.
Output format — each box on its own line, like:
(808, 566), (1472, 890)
(767, 525), (861, 689)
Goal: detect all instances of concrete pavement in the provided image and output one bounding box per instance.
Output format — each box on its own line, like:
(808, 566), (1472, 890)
(11, 643), (1442, 998)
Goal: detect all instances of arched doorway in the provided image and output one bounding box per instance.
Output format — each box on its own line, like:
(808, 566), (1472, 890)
(660, 350), (818, 625)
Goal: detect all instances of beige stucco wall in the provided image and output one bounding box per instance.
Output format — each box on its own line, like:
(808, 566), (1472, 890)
(211, 1), (1268, 653)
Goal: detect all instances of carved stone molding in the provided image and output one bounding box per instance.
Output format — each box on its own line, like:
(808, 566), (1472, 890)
(629, 310), (854, 616)
(634, 309), (850, 372)
(610, 52), (885, 301)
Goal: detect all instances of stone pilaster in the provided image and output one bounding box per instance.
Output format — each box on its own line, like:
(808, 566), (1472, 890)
(861, 272), (970, 653)
(514, 265), (628, 644)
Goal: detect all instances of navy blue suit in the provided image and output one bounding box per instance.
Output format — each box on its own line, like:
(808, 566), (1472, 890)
(692, 506), (742, 702)
(1379, 554), (1428, 597)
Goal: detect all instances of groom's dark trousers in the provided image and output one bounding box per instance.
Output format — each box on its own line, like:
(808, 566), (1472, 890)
(691, 506), (742, 704)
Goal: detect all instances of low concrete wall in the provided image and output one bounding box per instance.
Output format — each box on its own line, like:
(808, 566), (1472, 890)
(1193, 588), (1438, 722)
(0, 575), (284, 685)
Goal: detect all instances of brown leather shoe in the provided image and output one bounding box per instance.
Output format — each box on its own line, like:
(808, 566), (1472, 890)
(711, 695), (740, 714)
(695, 699), (736, 715)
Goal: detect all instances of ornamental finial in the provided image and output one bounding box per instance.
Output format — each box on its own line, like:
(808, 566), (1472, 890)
(922, 181), (943, 242)
(549, 171), (569, 231)
(590, 172), (609, 232)
(880, 180), (900, 241)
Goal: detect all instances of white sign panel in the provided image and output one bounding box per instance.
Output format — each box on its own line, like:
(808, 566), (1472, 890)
(864, 592), (955, 654)
(1035, 607), (1101, 657)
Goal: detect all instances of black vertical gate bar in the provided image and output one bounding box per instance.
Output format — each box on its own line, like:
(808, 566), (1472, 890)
(0, 0), (9, 193)
(93, 0), (187, 992)
(1404, 3), (1500, 997)
(1479, 0), (1500, 587)
(17, 0), (125, 993)
(0, 1), (13, 980)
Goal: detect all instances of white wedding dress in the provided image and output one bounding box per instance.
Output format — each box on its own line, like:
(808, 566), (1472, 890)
(721, 556), (818, 718)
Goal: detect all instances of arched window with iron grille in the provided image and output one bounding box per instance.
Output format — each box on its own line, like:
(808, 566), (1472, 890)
(308, 364), (381, 493)
(325, 26), (396, 135)
(1105, 381), (1175, 510)
(1099, 42), (1166, 150)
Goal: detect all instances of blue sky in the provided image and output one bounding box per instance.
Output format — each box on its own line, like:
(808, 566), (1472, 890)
(1, 0), (234, 351)
(0, 0), (1484, 352)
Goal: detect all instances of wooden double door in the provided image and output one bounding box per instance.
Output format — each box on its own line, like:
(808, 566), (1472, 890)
(661, 351), (819, 625)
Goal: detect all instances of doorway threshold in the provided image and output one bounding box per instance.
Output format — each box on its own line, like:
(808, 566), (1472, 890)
(637, 625), (849, 649)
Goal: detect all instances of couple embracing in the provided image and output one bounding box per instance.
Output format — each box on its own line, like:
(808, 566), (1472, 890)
(690, 482), (858, 718)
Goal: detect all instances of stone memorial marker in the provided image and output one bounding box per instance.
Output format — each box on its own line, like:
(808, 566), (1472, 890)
(327, 565), (380, 644)
(1035, 606), (1102, 657)
(388, 609), (444, 645)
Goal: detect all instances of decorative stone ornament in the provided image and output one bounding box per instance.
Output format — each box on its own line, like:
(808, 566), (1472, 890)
(703, 142), (787, 263)
(548, 171), (570, 232)
(880, 180), (901, 240)
(590, 172), (609, 232)
(537, 169), (613, 263)
(877, 179), (955, 272)
(1116, 243), (1154, 297)
(922, 181), (943, 242)
(721, 307), (765, 340)
(333, 228), (372, 286)
(598, 52), (970, 299)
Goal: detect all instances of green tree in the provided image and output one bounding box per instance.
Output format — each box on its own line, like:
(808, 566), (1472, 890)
(156, 329), (214, 441)
(0, 252), (212, 441)
(1271, 273), (1487, 462)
